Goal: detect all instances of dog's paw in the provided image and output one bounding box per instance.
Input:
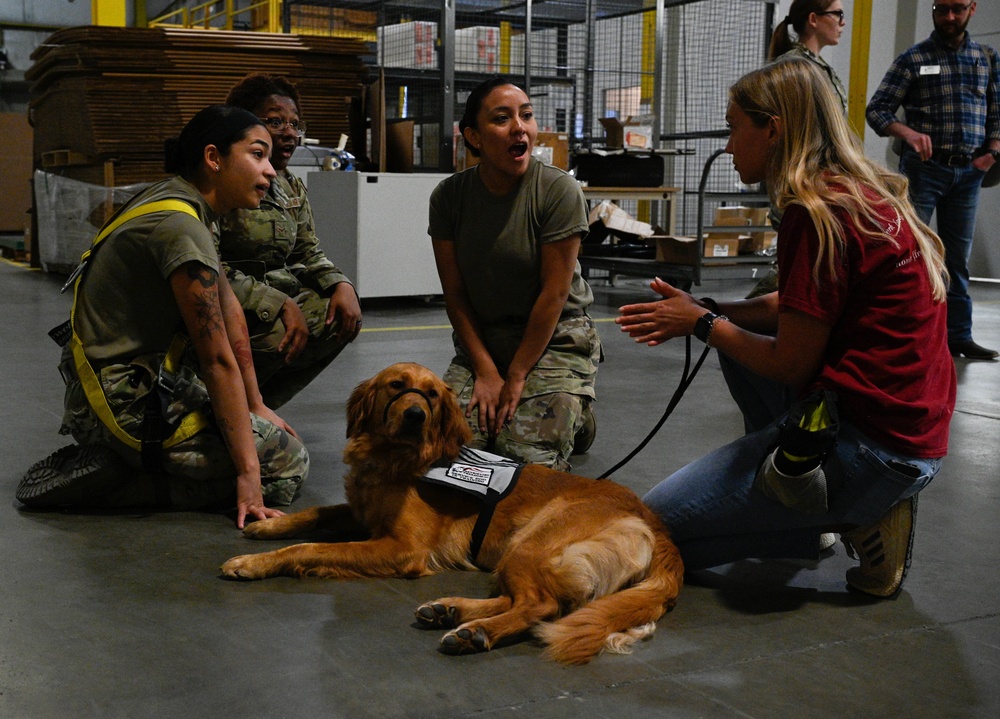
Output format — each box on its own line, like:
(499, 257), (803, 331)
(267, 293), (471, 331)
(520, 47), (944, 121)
(439, 626), (490, 655)
(220, 554), (267, 580)
(415, 602), (458, 629)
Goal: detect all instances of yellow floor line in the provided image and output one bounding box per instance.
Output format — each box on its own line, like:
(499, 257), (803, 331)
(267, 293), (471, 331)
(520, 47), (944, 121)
(1, 257), (37, 270)
(360, 316), (618, 333)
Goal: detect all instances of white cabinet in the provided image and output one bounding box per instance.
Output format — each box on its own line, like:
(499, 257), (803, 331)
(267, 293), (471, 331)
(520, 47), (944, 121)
(307, 171), (450, 298)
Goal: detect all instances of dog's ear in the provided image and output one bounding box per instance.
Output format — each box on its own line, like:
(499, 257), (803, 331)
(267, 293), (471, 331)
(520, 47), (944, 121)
(437, 382), (472, 459)
(346, 377), (377, 438)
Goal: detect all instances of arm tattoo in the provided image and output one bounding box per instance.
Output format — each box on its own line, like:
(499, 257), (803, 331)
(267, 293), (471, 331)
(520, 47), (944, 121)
(187, 264), (218, 288)
(187, 266), (225, 338)
(216, 416), (235, 449)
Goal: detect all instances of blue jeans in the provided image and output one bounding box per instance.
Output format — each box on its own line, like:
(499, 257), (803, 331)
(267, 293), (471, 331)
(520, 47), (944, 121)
(643, 357), (942, 571)
(899, 149), (984, 343)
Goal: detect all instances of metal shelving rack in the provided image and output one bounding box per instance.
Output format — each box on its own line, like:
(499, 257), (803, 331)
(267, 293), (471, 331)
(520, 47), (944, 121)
(283, 0), (779, 285)
(694, 148), (774, 285)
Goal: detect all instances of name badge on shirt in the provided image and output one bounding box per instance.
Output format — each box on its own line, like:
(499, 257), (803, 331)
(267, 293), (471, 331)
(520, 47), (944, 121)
(920, 65), (942, 75)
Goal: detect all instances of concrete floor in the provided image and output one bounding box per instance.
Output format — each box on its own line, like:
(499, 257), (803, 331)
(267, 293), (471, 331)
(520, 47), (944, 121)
(1, 257), (998, 719)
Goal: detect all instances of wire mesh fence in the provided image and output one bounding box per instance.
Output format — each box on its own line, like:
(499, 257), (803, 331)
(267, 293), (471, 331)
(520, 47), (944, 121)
(284, 0), (774, 232)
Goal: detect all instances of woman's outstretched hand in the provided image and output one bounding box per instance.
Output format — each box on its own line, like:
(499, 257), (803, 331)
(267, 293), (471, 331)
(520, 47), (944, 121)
(616, 277), (705, 346)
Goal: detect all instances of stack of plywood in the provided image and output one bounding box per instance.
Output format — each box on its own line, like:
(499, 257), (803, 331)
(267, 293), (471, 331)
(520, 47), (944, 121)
(27, 26), (373, 186)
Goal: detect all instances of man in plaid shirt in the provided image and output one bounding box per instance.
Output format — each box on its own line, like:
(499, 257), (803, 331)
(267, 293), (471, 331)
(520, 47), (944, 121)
(867, 1), (1000, 360)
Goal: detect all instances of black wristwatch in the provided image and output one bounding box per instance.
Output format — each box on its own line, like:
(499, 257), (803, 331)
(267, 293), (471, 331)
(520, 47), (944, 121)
(694, 312), (721, 344)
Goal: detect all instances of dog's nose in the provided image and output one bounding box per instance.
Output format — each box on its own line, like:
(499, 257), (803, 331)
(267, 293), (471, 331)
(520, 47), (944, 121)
(402, 406), (426, 425)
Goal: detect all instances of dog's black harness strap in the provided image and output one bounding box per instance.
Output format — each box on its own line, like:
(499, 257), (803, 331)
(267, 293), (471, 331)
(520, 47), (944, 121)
(382, 388), (434, 424)
(468, 503), (497, 567)
(468, 464), (523, 566)
(597, 336), (712, 480)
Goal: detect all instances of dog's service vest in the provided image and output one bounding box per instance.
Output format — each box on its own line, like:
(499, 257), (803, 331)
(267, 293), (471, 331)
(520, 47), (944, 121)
(422, 447), (523, 565)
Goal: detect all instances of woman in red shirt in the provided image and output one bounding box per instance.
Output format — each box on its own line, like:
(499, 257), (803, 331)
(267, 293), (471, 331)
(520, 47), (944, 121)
(617, 58), (956, 598)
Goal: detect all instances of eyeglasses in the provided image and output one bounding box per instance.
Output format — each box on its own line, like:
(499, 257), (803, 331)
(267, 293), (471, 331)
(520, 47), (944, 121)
(816, 9), (846, 23)
(932, 3), (972, 16)
(259, 117), (306, 135)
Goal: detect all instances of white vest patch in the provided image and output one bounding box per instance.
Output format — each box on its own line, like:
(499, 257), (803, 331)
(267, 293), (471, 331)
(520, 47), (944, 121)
(423, 447), (522, 501)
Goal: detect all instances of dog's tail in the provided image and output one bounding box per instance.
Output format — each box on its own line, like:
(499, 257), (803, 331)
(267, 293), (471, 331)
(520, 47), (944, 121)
(534, 524), (683, 665)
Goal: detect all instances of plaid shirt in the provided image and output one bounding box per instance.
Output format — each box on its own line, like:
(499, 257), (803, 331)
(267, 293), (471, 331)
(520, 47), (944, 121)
(866, 31), (1000, 154)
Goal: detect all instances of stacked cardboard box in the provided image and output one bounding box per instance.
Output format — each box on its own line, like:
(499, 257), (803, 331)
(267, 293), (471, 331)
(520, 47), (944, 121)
(27, 26), (371, 187)
(455, 26), (499, 73)
(376, 21), (437, 69)
(706, 205), (775, 257)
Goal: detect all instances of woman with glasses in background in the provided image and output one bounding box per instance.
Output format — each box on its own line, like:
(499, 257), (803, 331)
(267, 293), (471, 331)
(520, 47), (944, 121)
(747, 0), (850, 301)
(220, 73), (362, 410)
(768, 0), (848, 113)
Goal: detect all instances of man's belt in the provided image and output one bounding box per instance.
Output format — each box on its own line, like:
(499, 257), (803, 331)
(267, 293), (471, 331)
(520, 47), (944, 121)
(932, 151), (972, 167)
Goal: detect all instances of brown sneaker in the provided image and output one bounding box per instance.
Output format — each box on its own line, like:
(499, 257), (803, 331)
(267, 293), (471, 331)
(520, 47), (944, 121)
(843, 496), (917, 598)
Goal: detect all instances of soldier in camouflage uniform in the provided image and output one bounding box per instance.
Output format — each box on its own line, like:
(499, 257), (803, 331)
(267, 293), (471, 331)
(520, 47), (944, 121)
(429, 78), (601, 472)
(443, 315), (601, 470)
(17, 107), (307, 528)
(54, 341), (308, 510)
(220, 74), (361, 410)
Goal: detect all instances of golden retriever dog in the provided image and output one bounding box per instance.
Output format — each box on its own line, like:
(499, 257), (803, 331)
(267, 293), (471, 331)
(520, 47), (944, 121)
(221, 362), (683, 664)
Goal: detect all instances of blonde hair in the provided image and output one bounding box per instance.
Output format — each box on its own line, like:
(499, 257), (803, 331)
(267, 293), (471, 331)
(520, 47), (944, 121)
(729, 57), (948, 301)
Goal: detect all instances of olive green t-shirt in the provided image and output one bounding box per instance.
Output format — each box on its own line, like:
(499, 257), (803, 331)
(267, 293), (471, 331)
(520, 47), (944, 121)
(74, 176), (219, 366)
(428, 157), (591, 325)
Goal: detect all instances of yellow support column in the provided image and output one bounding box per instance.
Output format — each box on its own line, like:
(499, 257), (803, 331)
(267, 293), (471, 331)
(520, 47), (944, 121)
(641, 3), (656, 109)
(268, 0), (282, 33)
(91, 0), (127, 26)
(637, 2), (658, 224)
(500, 22), (511, 74)
(847, 0), (873, 139)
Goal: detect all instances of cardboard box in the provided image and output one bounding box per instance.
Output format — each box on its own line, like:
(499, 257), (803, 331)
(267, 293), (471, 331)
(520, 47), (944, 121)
(599, 115), (655, 149)
(651, 235), (698, 265)
(703, 236), (742, 258)
(708, 215), (754, 239)
(1, 113), (33, 232)
(533, 131), (569, 170)
(456, 26), (499, 73)
(740, 230), (778, 254)
(376, 22), (438, 69)
(385, 119), (414, 173)
(714, 205), (770, 226)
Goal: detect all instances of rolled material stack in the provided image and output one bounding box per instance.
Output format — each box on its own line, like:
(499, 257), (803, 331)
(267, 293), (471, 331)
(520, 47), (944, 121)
(28, 26), (372, 186)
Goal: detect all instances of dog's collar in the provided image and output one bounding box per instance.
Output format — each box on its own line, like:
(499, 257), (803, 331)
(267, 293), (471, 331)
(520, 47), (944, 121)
(382, 387), (434, 425)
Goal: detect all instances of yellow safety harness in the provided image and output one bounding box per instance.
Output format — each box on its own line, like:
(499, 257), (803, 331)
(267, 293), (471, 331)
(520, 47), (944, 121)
(55, 200), (211, 479)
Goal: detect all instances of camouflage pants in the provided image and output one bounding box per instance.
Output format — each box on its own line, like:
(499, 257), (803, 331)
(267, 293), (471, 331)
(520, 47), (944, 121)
(58, 345), (308, 509)
(443, 314), (602, 472)
(443, 369), (590, 471)
(248, 287), (349, 409)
